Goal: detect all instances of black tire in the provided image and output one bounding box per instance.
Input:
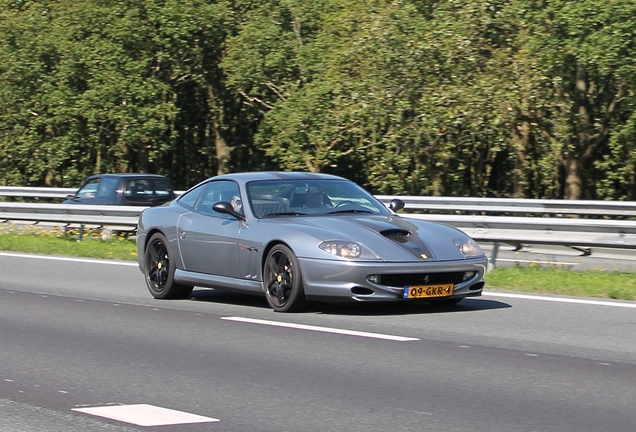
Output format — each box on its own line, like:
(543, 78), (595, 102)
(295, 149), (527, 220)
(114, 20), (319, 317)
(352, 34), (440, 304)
(144, 233), (193, 299)
(263, 244), (306, 312)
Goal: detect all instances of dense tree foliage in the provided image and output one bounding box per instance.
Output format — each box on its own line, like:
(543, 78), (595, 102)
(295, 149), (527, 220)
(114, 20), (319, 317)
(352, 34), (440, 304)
(1, 0), (635, 199)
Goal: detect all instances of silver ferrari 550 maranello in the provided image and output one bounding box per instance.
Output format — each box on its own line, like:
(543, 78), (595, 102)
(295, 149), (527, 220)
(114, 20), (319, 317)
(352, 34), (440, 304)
(136, 172), (487, 312)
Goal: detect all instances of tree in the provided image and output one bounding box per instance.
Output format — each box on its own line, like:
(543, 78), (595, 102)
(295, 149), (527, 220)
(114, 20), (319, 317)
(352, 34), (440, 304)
(0, 1), (179, 186)
(513, 0), (636, 199)
(0, 0), (266, 189)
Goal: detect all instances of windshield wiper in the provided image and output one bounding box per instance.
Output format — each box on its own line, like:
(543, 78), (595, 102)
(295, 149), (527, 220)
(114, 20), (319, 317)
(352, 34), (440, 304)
(327, 209), (373, 214)
(261, 211), (307, 217)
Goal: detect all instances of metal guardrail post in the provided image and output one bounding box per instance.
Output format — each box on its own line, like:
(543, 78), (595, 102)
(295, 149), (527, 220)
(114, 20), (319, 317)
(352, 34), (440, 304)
(489, 242), (500, 268)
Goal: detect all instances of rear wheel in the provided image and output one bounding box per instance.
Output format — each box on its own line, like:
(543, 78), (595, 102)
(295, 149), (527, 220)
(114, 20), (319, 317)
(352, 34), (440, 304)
(263, 245), (306, 312)
(144, 233), (193, 299)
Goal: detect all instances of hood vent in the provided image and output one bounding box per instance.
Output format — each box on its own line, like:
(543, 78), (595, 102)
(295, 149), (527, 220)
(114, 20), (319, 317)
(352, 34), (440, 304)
(380, 229), (411, 238)
(380, 228), (435, 260)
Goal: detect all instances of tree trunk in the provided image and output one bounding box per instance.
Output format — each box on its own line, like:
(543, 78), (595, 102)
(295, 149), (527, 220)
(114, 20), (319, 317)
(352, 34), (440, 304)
(136, 144), (148, 174)
(562, 63), (590, 201)
(213, 118), (231, 175)
(510, 116), (531, 197)
(563, 155), (582, 200)
(208, 83), (231, 175)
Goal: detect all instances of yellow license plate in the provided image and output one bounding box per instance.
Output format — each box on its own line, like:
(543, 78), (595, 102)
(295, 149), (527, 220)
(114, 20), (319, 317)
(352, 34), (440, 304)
(403, 284), (454, 299)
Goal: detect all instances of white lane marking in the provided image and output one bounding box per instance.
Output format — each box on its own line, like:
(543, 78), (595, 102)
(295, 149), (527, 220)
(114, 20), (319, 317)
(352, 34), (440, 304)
(483, 290), (636, 309)
(72, 404), (219, 427)
(495, 258), (578, 266)
(222, 316), (419, 341)
(0, 251), (137, 266)
(2, 252), (634, 309)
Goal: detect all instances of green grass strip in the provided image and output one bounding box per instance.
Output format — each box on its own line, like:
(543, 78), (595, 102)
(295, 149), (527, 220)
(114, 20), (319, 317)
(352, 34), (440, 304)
(486, 266), (636, 301)
(0, 226), (137, 261)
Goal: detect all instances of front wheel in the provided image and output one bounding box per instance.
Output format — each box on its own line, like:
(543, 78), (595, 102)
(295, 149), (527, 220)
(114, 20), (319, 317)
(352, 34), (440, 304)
(263, 245), (306, 312)
(144, 233), (193, 299)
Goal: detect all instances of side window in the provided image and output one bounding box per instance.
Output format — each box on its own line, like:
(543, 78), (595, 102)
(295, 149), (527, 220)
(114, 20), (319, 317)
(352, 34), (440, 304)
(76, 179), (100, 199)
(177, 184), (205, 210)
(123, 177), (176, 205)
(124, 179), (152, 198)
(96, 177), (119, 198)
(195, 181), (241, 217)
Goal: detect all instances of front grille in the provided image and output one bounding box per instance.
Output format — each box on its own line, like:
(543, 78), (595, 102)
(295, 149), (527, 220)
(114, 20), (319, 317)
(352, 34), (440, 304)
(377, 272), (468, 287)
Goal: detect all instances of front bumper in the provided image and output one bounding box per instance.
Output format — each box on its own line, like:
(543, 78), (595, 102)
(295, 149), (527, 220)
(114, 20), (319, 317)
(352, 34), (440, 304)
(297, 256), (487, 302)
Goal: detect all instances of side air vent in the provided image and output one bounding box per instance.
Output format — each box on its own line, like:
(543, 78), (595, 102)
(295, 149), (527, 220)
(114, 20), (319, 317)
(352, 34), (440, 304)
(381, 229), (411, 238)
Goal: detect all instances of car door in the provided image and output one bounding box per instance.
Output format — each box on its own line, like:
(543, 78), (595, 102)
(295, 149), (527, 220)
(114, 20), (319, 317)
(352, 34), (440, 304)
(176, 180), (242, 278)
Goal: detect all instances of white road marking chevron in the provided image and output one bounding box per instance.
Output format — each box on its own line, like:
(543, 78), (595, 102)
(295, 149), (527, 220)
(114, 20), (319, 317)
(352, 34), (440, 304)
(72, 404), (219, 427)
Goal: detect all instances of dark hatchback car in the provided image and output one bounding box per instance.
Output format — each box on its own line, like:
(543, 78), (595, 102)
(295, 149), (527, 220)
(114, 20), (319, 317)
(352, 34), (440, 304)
(63, 174), (176, 207)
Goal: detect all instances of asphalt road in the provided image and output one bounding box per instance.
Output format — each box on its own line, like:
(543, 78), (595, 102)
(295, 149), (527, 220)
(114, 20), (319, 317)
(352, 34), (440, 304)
(1, 252), (635, 432)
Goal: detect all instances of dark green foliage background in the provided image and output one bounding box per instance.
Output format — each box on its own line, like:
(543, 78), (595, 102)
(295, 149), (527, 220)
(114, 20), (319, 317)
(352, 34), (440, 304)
(1, 0), (635, 198)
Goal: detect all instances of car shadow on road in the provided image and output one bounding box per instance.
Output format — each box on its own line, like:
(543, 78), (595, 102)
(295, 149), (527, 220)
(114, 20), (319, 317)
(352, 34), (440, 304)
(190, 289), (271, 309)
(314, 298), (511, 316)
(190, 289), (511, 316)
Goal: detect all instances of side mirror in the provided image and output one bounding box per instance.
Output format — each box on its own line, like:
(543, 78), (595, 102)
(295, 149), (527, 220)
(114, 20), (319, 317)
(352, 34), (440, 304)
(212, 201), (246, 220)
(389, 199), (405, 212)
(66, 194), (79, 201)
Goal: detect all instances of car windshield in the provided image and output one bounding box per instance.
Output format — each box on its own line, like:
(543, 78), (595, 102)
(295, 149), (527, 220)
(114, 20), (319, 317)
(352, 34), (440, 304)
(246, 179), (391, 218)
(76, 179), (100, 199)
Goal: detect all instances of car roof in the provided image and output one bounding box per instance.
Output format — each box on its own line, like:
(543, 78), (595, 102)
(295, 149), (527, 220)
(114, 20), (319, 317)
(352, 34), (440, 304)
(83, 173), (172, 181)
(201, 171), (345, 187)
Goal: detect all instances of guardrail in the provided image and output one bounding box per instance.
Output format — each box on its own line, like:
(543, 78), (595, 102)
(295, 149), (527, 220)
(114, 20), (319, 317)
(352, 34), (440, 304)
(0, 186), (76, 200)
(0, 202), (142, 240)
(374, 195), (636, 217)
(0, 202), (141, 226)
(373, 196), (636, 265)
(2, 187), (636, 266)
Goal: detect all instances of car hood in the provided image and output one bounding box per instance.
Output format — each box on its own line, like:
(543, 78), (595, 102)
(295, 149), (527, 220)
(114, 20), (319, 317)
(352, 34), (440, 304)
(262, 214), (473, 262)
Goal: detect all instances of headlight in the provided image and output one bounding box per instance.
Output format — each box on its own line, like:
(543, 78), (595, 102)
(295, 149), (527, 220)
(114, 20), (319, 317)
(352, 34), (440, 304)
(453, 238), (484, 258)
(319, 241), (379, 259)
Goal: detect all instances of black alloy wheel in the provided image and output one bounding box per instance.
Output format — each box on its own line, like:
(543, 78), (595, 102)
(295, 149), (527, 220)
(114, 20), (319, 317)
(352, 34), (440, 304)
(144, 233), (193, 299)
(263, 244), (306, 312)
